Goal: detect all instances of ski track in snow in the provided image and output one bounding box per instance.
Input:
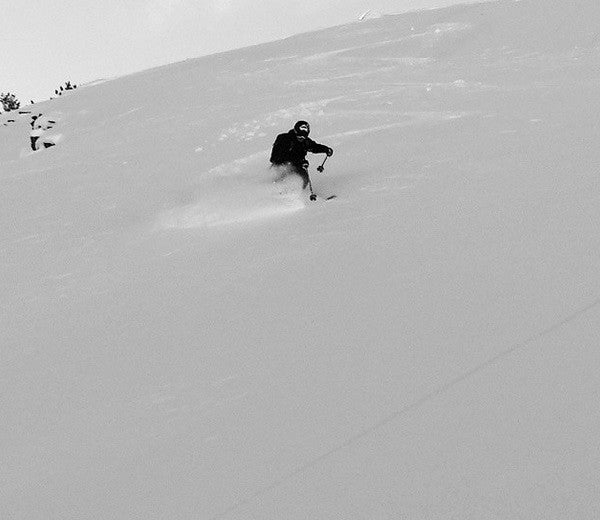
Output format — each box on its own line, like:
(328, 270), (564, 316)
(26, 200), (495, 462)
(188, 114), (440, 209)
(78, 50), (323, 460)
(215, 98), (345, 144)
(302, 22), (471, 63)
(325, 111), (472, 141)
(210, 297), (600, 520)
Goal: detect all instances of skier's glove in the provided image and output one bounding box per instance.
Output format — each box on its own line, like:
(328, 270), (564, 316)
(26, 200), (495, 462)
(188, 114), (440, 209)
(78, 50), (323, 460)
(326, 147), (334, 157)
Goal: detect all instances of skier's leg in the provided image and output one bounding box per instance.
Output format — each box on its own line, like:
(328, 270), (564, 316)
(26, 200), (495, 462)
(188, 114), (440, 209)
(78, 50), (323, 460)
(289, 163), (309, 189)
(271, 164), (289, 183)
(299, 163), (311, 190)
(301, 172), (310, 190)
(299, 164), (318, 200)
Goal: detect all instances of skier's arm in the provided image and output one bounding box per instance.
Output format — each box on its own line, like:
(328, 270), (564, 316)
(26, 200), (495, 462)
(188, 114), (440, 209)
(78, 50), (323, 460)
(307, 138), (333, 157)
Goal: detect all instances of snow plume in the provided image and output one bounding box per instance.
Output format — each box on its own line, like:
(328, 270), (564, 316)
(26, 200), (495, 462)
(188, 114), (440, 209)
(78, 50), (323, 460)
(157, 168), (305, 230)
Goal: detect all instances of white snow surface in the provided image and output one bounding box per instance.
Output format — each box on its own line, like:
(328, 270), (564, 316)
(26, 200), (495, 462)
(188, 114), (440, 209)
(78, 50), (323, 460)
(2, 1), (600, 518)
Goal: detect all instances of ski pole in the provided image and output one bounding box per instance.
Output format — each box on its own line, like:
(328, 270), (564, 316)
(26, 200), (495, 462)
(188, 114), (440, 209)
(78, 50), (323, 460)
(308, 179), (317, 201)
(317, 156), (328, 173)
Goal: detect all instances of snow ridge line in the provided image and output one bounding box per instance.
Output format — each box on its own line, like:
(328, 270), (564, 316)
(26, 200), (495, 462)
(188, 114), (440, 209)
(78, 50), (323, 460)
(211, 296), (600, 520)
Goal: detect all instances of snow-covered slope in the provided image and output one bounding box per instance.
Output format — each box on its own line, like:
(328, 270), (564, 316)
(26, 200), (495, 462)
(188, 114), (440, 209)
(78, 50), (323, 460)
(2, 1), (600, 518)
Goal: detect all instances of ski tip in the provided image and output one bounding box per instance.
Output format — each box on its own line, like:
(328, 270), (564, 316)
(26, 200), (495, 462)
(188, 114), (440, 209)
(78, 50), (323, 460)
(309, 194), (337, 202)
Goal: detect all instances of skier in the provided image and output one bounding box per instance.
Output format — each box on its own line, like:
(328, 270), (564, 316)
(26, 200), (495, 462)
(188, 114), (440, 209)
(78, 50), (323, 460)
(270, 121), (333, 200)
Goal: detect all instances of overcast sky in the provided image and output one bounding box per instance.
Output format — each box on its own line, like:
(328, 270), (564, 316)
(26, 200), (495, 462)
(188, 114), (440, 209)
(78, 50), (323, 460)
(3, 0), (482, 103)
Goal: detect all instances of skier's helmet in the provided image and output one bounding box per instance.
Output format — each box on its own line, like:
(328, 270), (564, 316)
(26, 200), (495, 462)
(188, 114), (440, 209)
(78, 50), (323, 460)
(294, 120), (310, 137)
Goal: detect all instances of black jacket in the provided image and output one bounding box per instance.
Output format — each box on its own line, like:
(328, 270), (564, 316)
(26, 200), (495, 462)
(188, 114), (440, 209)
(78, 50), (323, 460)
(270, 130), (330, 167)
